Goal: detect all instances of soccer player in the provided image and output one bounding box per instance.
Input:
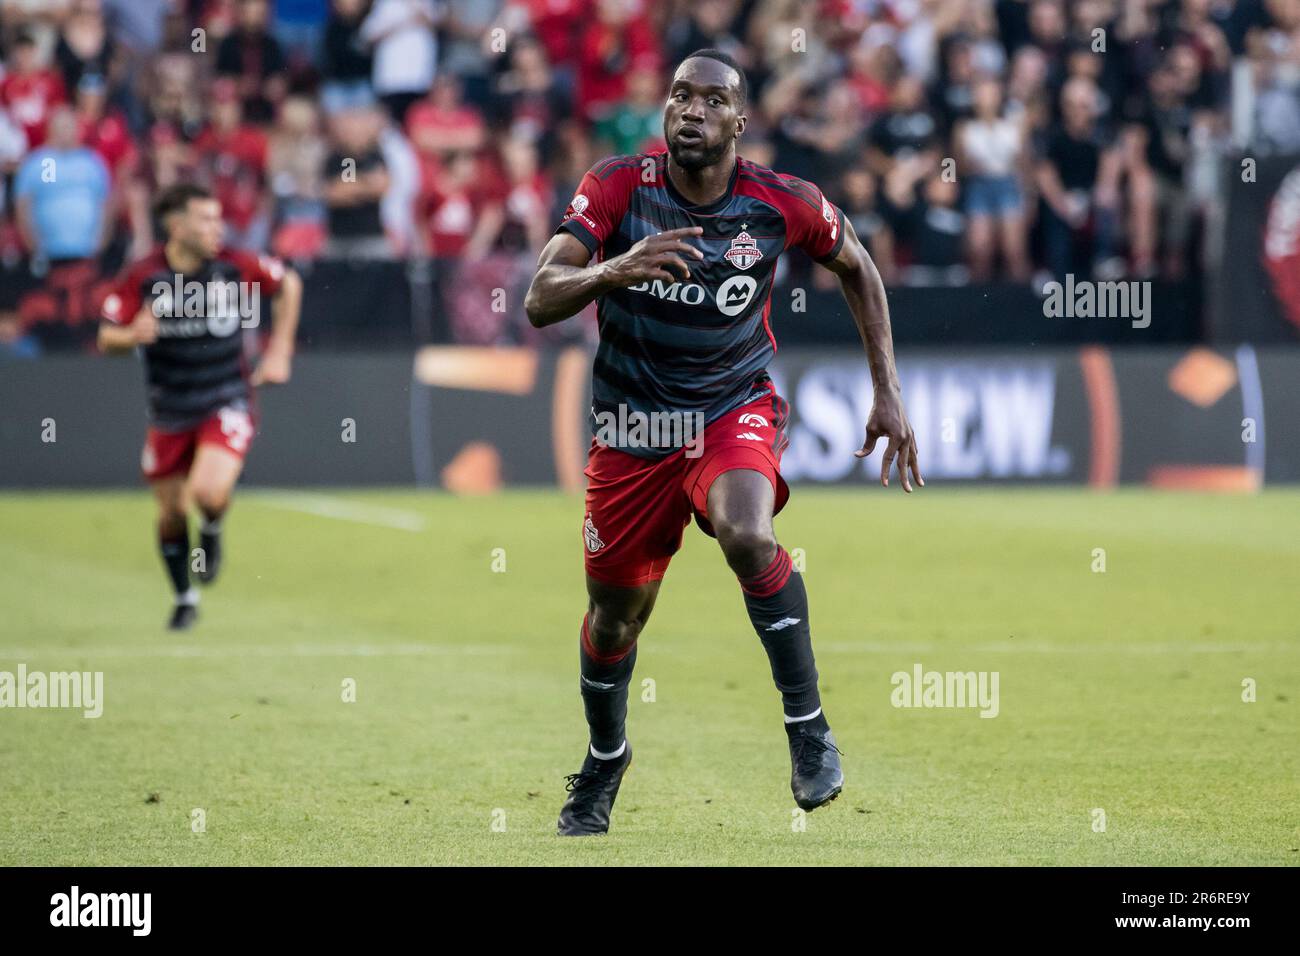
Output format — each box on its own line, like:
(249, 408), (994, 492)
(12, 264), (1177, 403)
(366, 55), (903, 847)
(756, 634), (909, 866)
(98, 184), (302, 630)
(524, 49), (922, 835)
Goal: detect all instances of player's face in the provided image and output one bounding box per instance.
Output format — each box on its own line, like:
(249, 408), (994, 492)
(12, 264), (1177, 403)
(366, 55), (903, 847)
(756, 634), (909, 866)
(664, 58), (746, 171)
(172, 198), (225, 260)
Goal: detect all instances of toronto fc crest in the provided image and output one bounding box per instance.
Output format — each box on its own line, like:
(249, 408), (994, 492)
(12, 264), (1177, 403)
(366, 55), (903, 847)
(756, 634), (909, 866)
(724, 231), (764, 271)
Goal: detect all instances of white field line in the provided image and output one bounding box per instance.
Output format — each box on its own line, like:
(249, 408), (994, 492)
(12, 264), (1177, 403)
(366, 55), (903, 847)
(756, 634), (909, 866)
(0, 643), (511, 659)
(245, 492), (428, 532)
(815, 641), (1294, 655)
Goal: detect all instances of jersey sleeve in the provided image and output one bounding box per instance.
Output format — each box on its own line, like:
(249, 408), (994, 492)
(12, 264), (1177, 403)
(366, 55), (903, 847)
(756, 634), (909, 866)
(783, 176), (846, 264)
(229, 248), (286, 296)
(100, 262), (146, 326)
(555, 158), (634, 257)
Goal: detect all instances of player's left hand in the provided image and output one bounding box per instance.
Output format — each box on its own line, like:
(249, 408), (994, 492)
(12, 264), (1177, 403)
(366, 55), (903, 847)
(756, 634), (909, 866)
(252, 348), (292, 387)
(856, 384), (923, 492)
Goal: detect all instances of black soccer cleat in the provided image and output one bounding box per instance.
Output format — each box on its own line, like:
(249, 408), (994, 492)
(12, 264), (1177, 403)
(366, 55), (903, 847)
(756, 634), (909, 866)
(167, 601), (199, 631)
(787, 715), (844, 811)
(196, 531), (222, 585)
(556, 743), (633, 836)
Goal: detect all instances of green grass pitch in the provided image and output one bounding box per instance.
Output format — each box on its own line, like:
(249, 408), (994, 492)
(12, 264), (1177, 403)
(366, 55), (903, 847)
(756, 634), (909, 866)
(0, 487), (1296, 865)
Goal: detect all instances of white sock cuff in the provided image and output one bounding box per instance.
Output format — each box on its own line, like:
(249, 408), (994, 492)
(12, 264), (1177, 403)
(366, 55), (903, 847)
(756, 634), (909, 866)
(176, 588), (200, 606)
(784, 707), (822, 724)
(590, 740), (626, 760)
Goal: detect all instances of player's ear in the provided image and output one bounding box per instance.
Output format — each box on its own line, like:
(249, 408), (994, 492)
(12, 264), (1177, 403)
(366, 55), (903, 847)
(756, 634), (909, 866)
(735, 112), (746, 140)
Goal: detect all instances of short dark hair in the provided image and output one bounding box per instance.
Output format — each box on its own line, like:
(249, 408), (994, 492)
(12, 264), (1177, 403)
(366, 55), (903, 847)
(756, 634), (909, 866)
(152, 183), (213, 222)
(678, 48), (748, 109)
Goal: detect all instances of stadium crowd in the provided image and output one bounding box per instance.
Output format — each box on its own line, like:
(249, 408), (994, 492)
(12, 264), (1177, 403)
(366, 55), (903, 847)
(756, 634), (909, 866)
(1, 0), (1299, 353)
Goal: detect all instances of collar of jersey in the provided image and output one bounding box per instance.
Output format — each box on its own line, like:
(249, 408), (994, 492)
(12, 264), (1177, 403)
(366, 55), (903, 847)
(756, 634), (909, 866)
(662, 155), (739, 215)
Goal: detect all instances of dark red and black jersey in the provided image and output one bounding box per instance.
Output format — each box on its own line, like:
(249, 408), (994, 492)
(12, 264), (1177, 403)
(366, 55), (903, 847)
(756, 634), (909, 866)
(555, 150), (845, 458)
(102, 246), (285, 429)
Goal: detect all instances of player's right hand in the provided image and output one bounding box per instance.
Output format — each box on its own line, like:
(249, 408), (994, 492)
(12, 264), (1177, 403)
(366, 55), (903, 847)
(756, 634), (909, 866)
(132, 308), (159, 345)
(606, 226), (705, 286)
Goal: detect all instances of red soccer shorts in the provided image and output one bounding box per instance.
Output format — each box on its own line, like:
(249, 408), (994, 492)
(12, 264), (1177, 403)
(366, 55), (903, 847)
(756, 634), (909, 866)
(582, 382), (791, 587)
(141, 405), (256, 481)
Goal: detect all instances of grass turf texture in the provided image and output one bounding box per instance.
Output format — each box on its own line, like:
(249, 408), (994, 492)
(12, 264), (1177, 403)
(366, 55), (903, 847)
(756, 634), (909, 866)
(0, 488), (1296, 866)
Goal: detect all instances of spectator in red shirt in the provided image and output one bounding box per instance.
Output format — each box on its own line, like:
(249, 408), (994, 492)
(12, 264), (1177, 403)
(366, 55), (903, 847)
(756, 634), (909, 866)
(576, 0), (660, 122)
(75, 74), (135, 181)
(0, 30), (69, 148)
(406, 75), (487, 161)
(194, 79), (271, 251)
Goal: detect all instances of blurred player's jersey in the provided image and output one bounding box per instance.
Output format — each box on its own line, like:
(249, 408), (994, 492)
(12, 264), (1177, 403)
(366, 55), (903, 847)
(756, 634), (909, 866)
(102, 246), (284, 429)
(556, 150), (845, 458)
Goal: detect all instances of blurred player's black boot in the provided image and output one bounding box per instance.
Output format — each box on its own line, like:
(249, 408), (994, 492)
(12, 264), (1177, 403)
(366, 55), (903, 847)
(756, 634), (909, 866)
(786, 713), (843, 810)
(196, 523), (222, 585)
(556, 742), (632, 836)
(167, 595), (199, 631)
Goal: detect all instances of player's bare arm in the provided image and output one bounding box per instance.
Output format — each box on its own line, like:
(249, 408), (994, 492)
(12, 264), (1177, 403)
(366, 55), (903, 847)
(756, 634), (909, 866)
(97, 305), (157, 353)
(252, 267), (302, 386)
(523, 226), (705, 328)
(822, 215), (923, 492)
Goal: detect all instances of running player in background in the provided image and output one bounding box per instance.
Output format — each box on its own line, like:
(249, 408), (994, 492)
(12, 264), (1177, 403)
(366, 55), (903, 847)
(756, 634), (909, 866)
(525, 50), (921, 835)
(98, 184), (302, 630)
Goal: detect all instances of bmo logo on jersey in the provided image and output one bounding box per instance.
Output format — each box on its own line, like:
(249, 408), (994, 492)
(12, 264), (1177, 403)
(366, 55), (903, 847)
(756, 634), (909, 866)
(627, 275), (757, 317)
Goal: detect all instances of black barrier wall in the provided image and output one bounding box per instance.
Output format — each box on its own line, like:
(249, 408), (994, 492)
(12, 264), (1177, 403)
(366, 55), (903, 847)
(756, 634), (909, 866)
(1, 347), (1296, 488)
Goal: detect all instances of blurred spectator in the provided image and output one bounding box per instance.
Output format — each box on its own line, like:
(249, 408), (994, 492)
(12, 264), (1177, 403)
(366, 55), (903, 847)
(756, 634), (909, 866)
(1124, 62), (1195, 279)
(215, 0), (289, 124)
(321, 0), (375, 114)
(440, 0), (504, 107)
(360, 0), (440, 123)
(13, 105), (111, 263)
(406, 74), (485, 160)
(885, 168), (970, 286)
(268, 94), (328, 259)
(377, 112), (421, 253)
(194, 78), (270, 250)
(576, 0), (660, 122)
(322, 105), (390, 257)
(592, 65), (662, 156)
(1035, 76), (1124, 281)
(101, 0), (170, 56)
(272, 0), (330, 67)
(54, 0), (118, 95)
(838, 163), (897, 286)
(491, 34), (570, 147)
(1, 29), (68, 148)
(74, 73), (134, 182)
(140, 54), (204, 195)
(866, 76), (941, 180)
(957, 75), (1031, 281)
